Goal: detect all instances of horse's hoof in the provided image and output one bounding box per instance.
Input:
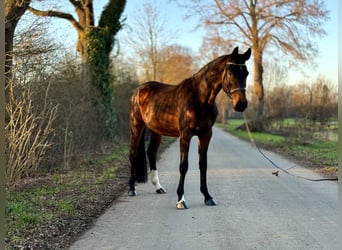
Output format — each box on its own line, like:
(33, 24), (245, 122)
(205, 198), (217, 206)
(176, 200), (188, 209)
(156, 187), (167, 194)
(128, 190), (137, 196)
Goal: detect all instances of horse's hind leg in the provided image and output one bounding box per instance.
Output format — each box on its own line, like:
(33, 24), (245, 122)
(147, 132), (166, 194)
(128, 122), (147, 196)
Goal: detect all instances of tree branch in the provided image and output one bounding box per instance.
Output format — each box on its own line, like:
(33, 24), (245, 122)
(27, 6), (83, 33)
(69, 0), (83, 10)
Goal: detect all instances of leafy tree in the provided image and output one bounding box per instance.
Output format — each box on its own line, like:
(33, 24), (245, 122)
(28, 0), (126, 138)
(179, 0), (329, 131)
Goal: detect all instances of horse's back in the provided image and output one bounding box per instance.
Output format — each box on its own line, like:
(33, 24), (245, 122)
(139, 81), (176, 93)
(133, 81), (177, 106)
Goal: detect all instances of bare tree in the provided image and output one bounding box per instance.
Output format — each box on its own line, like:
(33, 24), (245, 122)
(122, 0), (176, 82)
(197, 28), (235, 65)
(13, 18), (58, 83)
(310, 76), (336, 124)
(263, 60), (290, 124)
(283, 76), (337, 123)
(158, 45), (194, 84)
(178, 0), (329, 131)
(264, 84), (293, 124)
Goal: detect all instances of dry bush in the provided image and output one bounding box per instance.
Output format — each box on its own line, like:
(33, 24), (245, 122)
(6, 15), (131, 182)
(7, 59), (116, 177)
(111, 55), (140, 141)
(5, 80), (58, 185)
(5, 18), (61, 184)
(7, 52), (135, 180)
(40, 63), (110, 170)
(113, 82), (137, 140)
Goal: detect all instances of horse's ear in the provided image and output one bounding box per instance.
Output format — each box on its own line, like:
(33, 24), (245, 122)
(243, 48), (252, 61)
(232, 47), (239, 56)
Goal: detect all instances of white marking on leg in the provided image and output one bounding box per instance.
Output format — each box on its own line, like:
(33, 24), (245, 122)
(151, 170), (159, 186)
(151, 170), (166, 193)
(176, 195), (188, 209)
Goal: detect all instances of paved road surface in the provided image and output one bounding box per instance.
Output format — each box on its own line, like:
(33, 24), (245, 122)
(70, 127), (338, 250)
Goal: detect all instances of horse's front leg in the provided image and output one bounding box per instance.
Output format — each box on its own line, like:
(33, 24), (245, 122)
(198, 130), (217, 206)
(176, 136), (191, 209)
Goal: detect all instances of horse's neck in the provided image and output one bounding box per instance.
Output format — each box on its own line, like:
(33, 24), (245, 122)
(193, 65), (223, 105)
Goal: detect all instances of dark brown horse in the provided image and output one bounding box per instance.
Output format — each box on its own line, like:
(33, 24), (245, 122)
(129, 47), (251, 209)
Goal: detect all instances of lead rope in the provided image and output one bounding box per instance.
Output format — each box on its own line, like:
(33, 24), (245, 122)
(242, 114), (338, 182)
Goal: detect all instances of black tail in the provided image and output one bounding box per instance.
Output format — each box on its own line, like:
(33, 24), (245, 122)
(134, 128), (148, 183)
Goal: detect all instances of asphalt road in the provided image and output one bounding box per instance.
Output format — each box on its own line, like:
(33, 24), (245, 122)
(70, 127), (338, 250)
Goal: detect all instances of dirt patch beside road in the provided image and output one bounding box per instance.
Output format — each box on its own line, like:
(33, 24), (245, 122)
(6, 138), (175, 250)
(6, 153), (130, 250)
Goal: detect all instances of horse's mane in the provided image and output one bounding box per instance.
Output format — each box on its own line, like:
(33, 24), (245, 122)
(196, 55), (228, 76)
(178, 55), (229, 86)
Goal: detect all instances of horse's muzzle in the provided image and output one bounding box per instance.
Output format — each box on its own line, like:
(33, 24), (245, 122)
(234, 100), (248, 112)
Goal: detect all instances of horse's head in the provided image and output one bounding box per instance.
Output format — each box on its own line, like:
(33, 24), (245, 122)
(222, 47), (251, 112)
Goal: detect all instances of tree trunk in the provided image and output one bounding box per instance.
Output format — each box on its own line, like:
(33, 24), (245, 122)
(251, 50), (265, 131)
(249, 1), (265, 132)
(87, 0), (126, 138)
(5, 23), (15, 89)
(5, 0), (31, 89)
(77, 32), (89, 64)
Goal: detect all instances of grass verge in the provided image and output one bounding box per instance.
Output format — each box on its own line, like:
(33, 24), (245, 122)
(5, 143), (131, 249)
(217, 120), (338, 175)
(5, 136), (176, 250)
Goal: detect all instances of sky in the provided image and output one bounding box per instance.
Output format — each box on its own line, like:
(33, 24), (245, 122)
(117, 0), (338, 86)
(117, 1), (205, 52)
(26, 0), (338, 87)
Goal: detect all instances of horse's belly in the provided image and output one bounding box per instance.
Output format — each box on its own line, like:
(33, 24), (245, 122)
(144, 115), (180, 137)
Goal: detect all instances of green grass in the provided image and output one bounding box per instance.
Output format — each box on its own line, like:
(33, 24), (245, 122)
(96, 166), (116, 184)
(230, 129), (285, 145)
(6, 144), (131, 239)
(217, 120), (285, 145)
(217, 119), (338, 168)
(56, 199), (75, 214)
(99, 144), (129, 163)
(6, 202), (41, 228)
(282, 139), (337, 166)
(6, 189), (56, 232)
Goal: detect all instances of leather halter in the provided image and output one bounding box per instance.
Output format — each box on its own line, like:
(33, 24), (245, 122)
(222, 62), (247, 98)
